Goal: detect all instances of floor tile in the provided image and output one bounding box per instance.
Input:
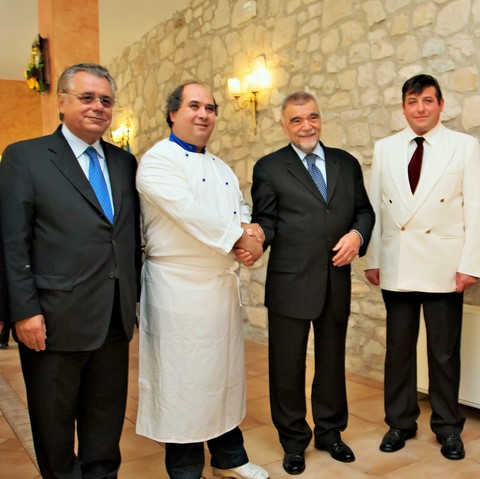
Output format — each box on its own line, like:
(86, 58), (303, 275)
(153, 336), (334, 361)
(0, 450), (39, 478)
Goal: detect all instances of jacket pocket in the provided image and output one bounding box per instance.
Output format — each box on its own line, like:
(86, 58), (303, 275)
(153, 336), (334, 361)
(33, 274), (74, 291)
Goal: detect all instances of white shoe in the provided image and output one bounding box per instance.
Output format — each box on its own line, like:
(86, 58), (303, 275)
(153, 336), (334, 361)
(213, 462), (269, 479)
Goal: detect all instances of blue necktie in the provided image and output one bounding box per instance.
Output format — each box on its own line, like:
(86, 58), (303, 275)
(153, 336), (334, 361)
(305, 153), (327, 201)
(85, 147), (114, 223)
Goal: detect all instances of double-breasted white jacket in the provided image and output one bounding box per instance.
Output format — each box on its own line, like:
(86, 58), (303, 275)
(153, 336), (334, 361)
(365, 123), (480, 292)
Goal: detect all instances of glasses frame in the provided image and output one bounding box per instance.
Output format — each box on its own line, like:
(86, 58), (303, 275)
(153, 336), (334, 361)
(63, 92), (115, 108)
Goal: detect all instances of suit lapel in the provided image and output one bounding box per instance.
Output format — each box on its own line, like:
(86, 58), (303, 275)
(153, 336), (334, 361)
(285, 145), (326, 203)
(392, 126), (454, 224)
(47, 129), (113, 223)
(385, 130), (413, 213)
(323, 145), (339, 204)
(413, 127), (453, 200)
(102, 141), (123, 221)
(289, 143), (341, 205)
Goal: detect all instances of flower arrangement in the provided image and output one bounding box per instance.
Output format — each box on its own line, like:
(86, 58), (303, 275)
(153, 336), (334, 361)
(25, 35), (48, 93)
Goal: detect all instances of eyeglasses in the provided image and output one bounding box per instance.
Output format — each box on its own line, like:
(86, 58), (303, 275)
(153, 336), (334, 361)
(63, 92), (115, 108)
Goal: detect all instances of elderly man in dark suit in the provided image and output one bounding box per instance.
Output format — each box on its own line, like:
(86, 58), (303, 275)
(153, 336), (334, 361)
(252, 91), (374, 475)
(0, 63), (141, 479)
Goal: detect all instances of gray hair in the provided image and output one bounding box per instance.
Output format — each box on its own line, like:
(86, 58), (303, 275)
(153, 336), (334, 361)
(57, 63), (117, 95)
(281, 91), (317, 112)
(57, 64), (116, 122)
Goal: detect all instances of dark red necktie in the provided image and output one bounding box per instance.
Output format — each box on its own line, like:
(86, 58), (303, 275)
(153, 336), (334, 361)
(408, 137), (424, 193)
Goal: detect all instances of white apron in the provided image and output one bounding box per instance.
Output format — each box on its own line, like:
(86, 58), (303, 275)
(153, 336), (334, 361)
(135, 139), (249, 442)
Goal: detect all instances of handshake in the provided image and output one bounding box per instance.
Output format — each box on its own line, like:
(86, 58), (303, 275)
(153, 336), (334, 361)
(233, 222), (265, 267)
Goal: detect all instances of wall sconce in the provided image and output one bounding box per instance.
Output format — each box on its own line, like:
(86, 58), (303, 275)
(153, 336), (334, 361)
(227, 55), (269, 135)
(111, 119), (131, 151)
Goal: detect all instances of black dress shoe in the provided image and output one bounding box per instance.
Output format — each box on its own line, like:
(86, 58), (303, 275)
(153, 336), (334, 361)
(315, 440), (355, 463)
(282, 452), (305, 475)
(437, 433), (465, 460)
(379, 428), (416, 452)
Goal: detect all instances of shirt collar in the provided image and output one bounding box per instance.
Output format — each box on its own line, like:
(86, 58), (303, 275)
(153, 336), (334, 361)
(291, 142), (325, 162)
(169, 132), (206, 154)
(406, 122), (442, 147)
(61, 124), (103, 159)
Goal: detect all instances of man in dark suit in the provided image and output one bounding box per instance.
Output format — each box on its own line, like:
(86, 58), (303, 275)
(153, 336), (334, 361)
(0, 63), (141, 478)
(252, 92), (374, 475)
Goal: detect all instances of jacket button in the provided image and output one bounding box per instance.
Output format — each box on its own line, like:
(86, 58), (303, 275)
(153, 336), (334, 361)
(108, 272), (115, 279)
(401, 226), (406, 231)
(426, 229), (431, 234)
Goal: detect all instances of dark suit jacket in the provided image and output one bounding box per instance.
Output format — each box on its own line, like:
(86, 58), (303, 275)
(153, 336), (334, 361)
(252, 143), (374, 320)
(0, 127), (141, 351)
(0, 229), (8, 324)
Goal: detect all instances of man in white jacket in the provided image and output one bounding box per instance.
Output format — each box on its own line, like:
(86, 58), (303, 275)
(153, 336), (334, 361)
(365, 74), (480, 461)
(135, 81), (269, 479)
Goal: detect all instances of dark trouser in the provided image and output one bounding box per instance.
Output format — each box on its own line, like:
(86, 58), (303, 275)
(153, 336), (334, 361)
(0, 320), (10, 345)
(19, 330), (129, 479)
(268, 308), (349, 453)
(382, 290), (465, 436)
(165, 426), (249, 479)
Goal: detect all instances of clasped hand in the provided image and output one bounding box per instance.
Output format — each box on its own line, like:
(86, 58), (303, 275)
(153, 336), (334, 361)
(233, 223), (265, 267)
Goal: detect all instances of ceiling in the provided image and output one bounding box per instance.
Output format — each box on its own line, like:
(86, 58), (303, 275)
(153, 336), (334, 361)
(0, 0), (189, 81)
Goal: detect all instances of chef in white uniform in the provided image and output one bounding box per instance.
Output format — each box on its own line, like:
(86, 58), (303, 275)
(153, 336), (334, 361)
(136, 81), (269, 479)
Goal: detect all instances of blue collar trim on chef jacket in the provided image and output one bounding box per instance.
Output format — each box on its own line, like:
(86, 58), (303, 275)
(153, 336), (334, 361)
(169, 132), (206, 154)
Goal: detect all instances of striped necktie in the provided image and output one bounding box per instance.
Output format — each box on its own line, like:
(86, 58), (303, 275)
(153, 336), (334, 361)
(305, 153), (327, 201)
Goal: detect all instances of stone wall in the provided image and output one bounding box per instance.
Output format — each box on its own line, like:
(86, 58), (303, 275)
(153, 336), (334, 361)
(108, 0), (480, 381)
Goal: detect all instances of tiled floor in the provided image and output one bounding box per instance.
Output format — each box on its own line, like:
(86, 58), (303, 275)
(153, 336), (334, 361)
(1, 331), (480, 478)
